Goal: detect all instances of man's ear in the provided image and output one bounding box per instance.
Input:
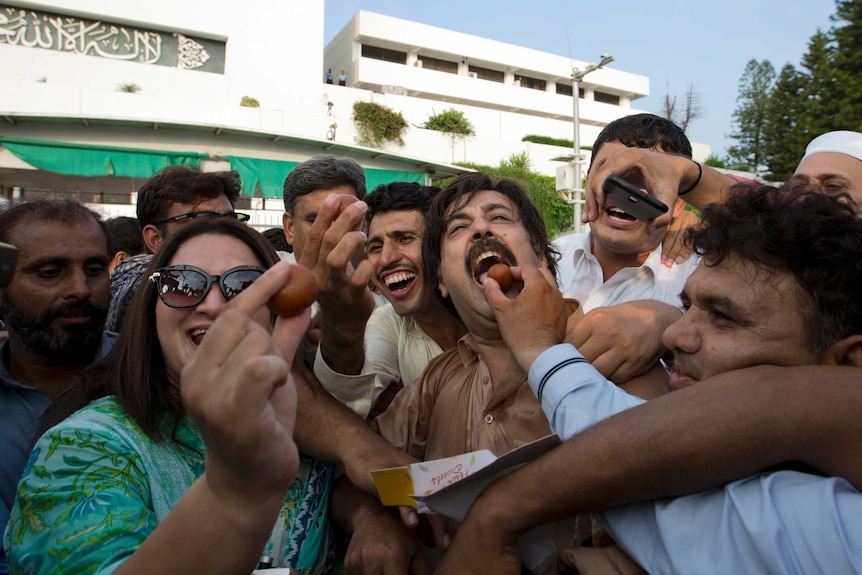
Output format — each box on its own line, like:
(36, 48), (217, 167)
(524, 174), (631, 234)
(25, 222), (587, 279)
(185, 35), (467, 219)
(108, 251), (130, 273)
(282, 212), (295, 246)
(671, 198), (686, 218)
(821, 335), (862, 366)
(141, 225), (162, 253)
(438, 279), (449, 299)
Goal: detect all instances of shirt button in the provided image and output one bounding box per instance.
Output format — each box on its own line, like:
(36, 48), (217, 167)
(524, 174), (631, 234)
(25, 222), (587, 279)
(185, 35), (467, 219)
(482, 376), (489, 385)
(484, 414), (494, 424)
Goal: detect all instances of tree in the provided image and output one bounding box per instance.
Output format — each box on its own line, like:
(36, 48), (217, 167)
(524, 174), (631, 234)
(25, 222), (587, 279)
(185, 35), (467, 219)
(799, 29), (838, 137)
(441, 155), (574, 238)
(830, 0), (862, 130)
(762, 64), (810, 182)
(659, 82), (704, 133)
(703, 155), (728, 169)
(727, 59), (776, 173)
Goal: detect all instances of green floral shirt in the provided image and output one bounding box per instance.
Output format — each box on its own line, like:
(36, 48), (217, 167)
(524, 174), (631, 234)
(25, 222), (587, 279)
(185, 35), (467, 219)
(5, 397), (333, 575)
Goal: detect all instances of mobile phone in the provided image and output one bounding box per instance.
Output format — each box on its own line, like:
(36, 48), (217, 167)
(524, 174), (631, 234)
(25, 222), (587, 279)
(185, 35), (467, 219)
(0, 242), (17, 287)
(602, 174), (669, 221)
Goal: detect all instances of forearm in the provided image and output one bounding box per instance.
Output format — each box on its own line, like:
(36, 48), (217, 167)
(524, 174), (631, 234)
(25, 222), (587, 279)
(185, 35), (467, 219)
(313, 345), (383, 419)
(330, 474), (383, 533)
(293, 355), (372, 461)
(293, 357), (414, 493)
(115, 475), (281, 575)
(680, 162), (734, 211)
(318, 313), (368, 375)
(465, 364), (862, 545)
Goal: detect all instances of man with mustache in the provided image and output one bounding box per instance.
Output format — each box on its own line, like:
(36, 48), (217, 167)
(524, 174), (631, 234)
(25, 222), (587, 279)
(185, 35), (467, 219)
(313, 182), (467, 418)
(438, 184), (862, 574)
(0, 199), (114, 573)
(370, 172), (576, 573)
(374, 172), (563, 462)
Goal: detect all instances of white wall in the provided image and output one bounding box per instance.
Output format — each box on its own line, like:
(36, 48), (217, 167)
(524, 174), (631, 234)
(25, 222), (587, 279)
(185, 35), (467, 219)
(0, 0), (324, 115)
(0, 2), (709, 183)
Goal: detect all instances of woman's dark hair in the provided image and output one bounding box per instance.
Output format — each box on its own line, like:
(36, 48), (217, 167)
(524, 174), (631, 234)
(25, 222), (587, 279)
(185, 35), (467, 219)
(40, 219), (280, 440)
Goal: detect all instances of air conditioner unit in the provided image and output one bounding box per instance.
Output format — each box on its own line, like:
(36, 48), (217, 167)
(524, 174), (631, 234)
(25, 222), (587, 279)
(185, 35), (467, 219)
(513, 79), (521, 87)
(414, 59), (423, 68)
(468, 71), (478, 79)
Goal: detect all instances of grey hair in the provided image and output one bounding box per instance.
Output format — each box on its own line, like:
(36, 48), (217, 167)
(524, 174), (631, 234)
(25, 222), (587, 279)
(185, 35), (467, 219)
(282, 155), (367, 214)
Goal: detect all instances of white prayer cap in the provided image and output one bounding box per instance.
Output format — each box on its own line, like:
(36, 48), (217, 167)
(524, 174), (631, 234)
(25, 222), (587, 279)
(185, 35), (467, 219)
(802, 131), (862, 163)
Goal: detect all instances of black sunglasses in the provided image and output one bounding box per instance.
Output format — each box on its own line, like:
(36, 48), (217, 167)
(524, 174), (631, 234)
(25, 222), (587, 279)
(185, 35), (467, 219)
(149, 265), (266, 308)
(154, 210), (251, 227)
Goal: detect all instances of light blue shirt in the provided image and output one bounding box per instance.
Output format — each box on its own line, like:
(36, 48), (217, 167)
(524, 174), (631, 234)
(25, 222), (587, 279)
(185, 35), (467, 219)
(529, 343), (862, 575)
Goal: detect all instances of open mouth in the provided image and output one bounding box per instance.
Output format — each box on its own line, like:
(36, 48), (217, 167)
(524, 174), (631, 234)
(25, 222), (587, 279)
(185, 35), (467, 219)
(189, 328), (207, 346)
(605, 204), (637, 224)
(383, 270), (417, 296)
(473, 250), (513, 285)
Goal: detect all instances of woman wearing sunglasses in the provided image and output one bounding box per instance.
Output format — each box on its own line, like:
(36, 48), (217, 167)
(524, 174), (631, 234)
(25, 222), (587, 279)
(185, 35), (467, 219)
(5, 219), (336, 574)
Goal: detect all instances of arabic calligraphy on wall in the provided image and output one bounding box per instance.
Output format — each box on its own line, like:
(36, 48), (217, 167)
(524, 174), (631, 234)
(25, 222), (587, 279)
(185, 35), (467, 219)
(0, 4), (225, 74)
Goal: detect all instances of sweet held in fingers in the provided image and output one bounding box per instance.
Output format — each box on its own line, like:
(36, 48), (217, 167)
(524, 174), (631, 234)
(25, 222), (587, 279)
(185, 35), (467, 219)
(268, 265), (319, 317)
(487, 263), (513, 291)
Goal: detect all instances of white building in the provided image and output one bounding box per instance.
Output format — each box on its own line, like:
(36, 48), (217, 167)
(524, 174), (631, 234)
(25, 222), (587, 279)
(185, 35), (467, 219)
(0, 1), (709, 224)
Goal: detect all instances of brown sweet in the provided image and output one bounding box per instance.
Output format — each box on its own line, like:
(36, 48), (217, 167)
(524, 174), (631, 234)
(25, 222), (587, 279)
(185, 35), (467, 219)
(487, 263), (513, 291)
(269, 265), (319, 317)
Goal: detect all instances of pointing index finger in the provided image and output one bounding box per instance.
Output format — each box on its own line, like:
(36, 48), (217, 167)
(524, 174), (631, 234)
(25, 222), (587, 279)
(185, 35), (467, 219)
(225, 261), (292, 317)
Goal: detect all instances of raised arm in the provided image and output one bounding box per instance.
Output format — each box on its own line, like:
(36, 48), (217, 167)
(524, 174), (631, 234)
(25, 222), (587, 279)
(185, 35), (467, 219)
(583, 146), (735, 224)
(438, 363), (862, 574)
(297, 193), (375, 376)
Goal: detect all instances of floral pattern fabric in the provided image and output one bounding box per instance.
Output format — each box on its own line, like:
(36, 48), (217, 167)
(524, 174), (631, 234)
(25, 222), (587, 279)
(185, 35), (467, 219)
(5, 397), (334, 575)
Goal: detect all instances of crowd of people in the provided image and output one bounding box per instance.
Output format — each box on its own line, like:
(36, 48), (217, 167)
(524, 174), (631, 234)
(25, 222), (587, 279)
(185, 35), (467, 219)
(1, 115), (860, 575)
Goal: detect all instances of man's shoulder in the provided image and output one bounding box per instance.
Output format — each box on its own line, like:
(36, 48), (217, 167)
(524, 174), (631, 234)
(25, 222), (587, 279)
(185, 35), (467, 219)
(553, 231), (590, 252)
(417, 346), (466, 382)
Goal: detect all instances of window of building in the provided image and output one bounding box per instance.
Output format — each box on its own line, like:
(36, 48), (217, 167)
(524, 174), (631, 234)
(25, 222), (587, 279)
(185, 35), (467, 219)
(468, 65), (504, 83)
(418, 55), (458, 74)
(594, 90), (621, 106)
(514, 74), (546, 91)
(556, 84), (585, 98)
(361, 45), (407, 64)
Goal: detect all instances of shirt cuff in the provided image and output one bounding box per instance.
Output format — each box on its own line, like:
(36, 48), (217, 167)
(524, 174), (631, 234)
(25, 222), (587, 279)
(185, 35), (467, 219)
(313, 346), (383, 419)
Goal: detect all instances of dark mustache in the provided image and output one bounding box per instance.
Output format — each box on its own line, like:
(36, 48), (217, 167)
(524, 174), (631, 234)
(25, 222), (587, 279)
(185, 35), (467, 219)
(41, 300), (107, 324)
(466, 239), (517, 269)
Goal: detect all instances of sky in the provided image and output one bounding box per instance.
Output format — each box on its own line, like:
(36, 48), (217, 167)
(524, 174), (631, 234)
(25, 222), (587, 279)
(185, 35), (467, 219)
(324, 0), (837, 157)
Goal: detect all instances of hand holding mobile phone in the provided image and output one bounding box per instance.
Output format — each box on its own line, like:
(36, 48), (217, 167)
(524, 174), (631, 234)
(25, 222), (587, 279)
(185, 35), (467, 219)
(602, 174), (669, 222)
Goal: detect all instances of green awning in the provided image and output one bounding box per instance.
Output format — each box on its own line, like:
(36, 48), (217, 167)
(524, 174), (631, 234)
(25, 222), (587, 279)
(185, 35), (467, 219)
(1, 138), (429, 199)
(226, 155), (428, 198)
(0, 138), (206, 177)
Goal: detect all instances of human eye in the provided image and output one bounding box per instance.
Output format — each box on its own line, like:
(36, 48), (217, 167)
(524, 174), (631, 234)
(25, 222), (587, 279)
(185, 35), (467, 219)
(84, 263), (106, 276)
(823, 181), (847, 195)
(447, 222), (467, 236)
(678, 294), (691, 311)
(399, 234), (416, 244)
(366, 242), (382, 255)
(36, 266), (62, 279)
(708, 309), (737, 328)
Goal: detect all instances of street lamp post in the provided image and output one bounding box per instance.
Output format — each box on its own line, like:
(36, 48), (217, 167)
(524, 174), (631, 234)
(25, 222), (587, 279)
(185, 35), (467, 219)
(571, 54), (614, 230)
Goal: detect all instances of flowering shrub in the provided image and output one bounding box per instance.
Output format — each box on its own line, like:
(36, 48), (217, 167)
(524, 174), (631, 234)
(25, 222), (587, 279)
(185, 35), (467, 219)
(352, 101), (408, 148)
